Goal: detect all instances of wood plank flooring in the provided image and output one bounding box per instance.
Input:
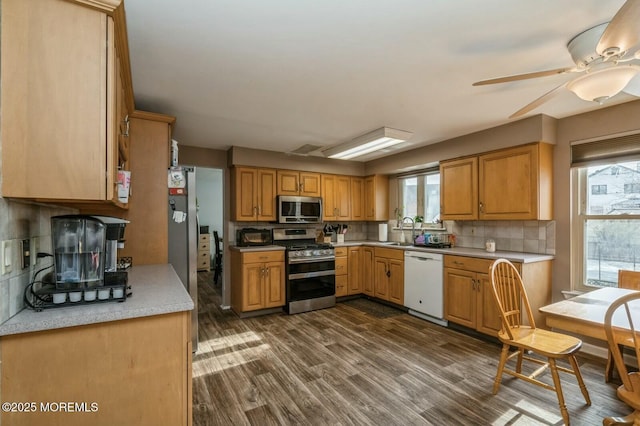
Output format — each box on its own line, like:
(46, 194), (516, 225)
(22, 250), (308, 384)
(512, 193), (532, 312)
(194, 272), (630, 425)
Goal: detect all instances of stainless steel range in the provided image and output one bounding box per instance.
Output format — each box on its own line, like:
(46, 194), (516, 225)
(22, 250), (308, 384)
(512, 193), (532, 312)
(272, 228), (336, 314)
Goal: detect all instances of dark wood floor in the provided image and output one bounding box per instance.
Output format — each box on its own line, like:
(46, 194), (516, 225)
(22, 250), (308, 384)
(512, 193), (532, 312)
(193, 272), (629, 425)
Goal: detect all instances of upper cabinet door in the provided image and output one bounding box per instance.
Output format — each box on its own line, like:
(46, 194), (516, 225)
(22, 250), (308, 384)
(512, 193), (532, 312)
(440, 157), (478, 220)
(479, 143), (553, 220)
(299, 172), (321, 197)
(1, 0), (115, 201)
(276, 170), (301, 196)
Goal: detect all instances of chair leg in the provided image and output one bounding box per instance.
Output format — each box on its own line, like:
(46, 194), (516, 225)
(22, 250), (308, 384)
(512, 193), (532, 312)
(568, 355), (591, 406)
(549, 358), (570, 426)
(493, 344), (510, 395)
(605, 346), (623, 383)
(516, 348), (524, 373)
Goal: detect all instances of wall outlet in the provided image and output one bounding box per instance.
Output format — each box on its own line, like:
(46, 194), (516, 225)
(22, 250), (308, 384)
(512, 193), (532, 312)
(1, 240), (12, 275)
(21, 239), (30, 270)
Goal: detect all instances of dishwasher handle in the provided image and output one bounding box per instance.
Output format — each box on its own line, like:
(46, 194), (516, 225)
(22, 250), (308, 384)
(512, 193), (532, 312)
(406, 253), (442, 262)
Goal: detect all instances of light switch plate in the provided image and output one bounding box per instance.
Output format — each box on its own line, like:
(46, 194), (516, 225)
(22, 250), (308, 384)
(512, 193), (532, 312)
(2, 240), (12, 275)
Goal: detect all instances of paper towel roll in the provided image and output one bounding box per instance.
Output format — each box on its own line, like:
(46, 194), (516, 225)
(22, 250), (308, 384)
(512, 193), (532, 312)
(378, 223), (388, 242)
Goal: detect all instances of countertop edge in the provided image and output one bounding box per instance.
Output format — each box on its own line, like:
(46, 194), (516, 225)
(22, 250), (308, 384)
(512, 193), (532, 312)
(0, 264), (194, 337)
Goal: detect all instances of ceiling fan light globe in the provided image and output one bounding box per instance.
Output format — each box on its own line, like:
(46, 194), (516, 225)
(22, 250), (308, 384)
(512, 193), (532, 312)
(566, 66), (640, 102)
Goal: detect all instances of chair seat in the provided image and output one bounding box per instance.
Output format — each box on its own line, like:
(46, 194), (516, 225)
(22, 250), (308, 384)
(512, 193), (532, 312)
(498, 326), (583, 357)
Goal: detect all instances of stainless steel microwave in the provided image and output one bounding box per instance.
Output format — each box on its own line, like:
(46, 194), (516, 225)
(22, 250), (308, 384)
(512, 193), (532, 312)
(277, 195), (322, 224)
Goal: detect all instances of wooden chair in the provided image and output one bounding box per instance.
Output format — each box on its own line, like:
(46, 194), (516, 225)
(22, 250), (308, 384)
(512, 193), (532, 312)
(489, 259), (591, 425)
(606, 270), (640, 383)
(603, 291), (640, 426)
(213, 231), (223, 285)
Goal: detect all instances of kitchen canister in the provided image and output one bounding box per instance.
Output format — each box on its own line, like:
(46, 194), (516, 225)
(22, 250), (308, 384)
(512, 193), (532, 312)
(485, 239), (496, 252)
(378, 223), (388, 242)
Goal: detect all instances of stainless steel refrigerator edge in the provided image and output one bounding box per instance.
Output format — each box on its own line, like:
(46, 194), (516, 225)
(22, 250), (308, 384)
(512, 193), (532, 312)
(167, 166), (198, 352)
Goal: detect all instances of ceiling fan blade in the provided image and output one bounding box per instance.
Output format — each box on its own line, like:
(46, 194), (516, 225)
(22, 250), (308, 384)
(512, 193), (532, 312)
(623, 73), (640, 96)
(473, 67), (577, 86)
(509, 83), (568, 119)
(596, 0), (640, 57)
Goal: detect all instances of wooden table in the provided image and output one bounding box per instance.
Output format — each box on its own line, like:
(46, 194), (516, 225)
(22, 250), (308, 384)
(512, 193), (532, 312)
(540, 287), (640, 425)
(540, 287), (640, 380)
(539, 287), (640, 342)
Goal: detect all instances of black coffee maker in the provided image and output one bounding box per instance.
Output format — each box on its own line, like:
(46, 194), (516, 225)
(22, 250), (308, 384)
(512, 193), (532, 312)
(91, 216), (129, 285)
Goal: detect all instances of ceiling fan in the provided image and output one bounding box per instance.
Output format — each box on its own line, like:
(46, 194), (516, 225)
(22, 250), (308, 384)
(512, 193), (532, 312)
(473, 0), (640, 119)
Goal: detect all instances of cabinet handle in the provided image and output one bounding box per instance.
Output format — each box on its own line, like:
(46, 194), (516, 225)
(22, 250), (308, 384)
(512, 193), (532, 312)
(121, 114), (130, 137)
(479, 202), (484, 213)
(299, 182), (304, 192)
(453, 261), (464, 267)
(471, 278), (477, 291)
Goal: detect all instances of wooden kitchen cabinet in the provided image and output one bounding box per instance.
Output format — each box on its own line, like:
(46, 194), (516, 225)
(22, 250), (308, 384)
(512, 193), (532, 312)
(350, 177), (365, 221)
(374, 247), (404, 305)
(364, 175), (389, 221)
(1, 311), (192, 426)
(1, 0), (129, 206)
(362, 247), (375, 296)
(231, 167), (277, 221)
(230, 250), (285, 314)
(335, 247), (348, 297)
(440, 142), (553, 220)
(347, 246), (363, 295)
(197, 233), (211, 271)
(322, 174), (351, 220)
(444, 255), (552, 337)
(84, 112), (175, 266)
(440, 157), (478, 220)
(478, 143), (553, 220)
(276, 170), (321, 197)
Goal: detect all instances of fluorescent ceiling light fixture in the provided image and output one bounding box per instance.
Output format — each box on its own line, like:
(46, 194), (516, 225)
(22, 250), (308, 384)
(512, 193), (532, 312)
(567, 65), (640, 103)
(323, 127), (413, 160)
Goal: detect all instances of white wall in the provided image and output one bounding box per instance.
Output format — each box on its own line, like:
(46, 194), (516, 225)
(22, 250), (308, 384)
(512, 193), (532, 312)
(196, 168), (224, 259)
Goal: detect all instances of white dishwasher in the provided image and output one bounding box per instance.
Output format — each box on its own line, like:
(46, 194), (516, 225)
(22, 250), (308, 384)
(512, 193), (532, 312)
(404, 251), (447, 326)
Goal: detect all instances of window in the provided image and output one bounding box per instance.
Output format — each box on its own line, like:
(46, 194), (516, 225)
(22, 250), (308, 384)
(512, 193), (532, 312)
(397, 171), (441, 227)
(624, 183), (640, 194)
(573, 160), (640, 290)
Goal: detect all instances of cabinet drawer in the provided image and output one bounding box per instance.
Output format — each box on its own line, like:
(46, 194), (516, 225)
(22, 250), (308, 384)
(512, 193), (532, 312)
(199, 234), (210, 243)
(334, 247), (348, 256)
(198, 241), (210, 251)
(444, 255), (521, 273)
(335, 275), (348, 297)
(374, 247), (404, 261)
(335, 257), (348, 275)
(197, 257), (209, 268)
(242, 250), (284, 264)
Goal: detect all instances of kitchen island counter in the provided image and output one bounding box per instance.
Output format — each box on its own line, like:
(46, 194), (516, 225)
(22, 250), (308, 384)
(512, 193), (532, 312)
(0, 263), (193, 336)
(0, 263), (193, 426)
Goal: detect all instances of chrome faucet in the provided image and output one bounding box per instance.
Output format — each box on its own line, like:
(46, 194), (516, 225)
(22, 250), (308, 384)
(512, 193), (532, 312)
(402, 216), (416, 243)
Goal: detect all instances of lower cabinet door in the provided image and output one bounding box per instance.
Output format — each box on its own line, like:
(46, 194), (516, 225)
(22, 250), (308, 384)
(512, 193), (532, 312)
(264, 261), (285, 308)
(444, 267), (476, 328)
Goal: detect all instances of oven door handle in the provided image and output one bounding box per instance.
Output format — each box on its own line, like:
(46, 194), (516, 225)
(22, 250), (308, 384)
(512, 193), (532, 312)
(289, 270), (336, 280)
(287, 255), (335, 264)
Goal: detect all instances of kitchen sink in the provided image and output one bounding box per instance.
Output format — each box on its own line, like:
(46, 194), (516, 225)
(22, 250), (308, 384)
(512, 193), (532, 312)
(379, 241), (413, 247)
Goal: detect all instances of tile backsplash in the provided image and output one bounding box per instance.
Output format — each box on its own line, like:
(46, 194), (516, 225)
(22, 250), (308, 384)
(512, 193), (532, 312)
(379, 219), (555, 255)
(0, 198), (74, 324)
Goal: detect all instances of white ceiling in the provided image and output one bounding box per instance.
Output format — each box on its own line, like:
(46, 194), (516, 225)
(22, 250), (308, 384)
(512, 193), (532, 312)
(124, 0), (638, 161)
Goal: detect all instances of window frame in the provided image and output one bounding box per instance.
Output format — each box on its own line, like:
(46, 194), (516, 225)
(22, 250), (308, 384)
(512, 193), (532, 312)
(572, 164), (640, 291)
(397, 169), (442, 229)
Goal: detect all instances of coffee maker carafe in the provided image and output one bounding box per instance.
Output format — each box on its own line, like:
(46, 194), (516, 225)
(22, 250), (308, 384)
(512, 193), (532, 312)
(51, 215), (106, 289)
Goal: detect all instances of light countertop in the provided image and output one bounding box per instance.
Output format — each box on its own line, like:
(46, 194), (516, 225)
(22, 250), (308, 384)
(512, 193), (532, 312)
(331, 240), (553, 263)
(0, 264), (194, 336)
(228, 240), (553, 263)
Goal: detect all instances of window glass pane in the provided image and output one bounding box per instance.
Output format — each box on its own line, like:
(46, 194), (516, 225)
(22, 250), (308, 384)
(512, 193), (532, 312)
(586, 161), (640, 215)
(424, 174), (440, 223)
(584, 219), (640, 287)
(401, 177), (418, 219)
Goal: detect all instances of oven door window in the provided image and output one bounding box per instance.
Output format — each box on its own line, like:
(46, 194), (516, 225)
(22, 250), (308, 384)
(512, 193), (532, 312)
(288, 274), (335, 301)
